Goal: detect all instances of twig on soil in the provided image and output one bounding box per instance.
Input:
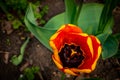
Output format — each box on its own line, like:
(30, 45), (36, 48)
(37, 72), (44, 80)
(0, 51), (9, 64)
(20, 61), (30, 71)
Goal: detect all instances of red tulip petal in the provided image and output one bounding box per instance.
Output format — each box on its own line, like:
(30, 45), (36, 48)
(63, 33), (93, 59)
(49, 24), (102, 75)
(50, 32), (61, 63)
(58, 33), (101, 71)
(50, 24), (83, 51)
(64, 68), (78, 76)
(78, 35), (101, 71)
(70, 68), (91, 73)
(58, 24), (82, 34)
(90, 36), (102, 70)
(52, 55), (63, 69)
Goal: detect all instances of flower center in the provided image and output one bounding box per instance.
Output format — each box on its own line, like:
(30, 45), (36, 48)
(59, 44), (84, 68)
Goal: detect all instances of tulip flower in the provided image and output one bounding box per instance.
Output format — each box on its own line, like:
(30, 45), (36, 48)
(49, 24), (102, 76)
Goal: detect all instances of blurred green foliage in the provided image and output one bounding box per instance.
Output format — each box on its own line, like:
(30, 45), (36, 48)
(32, 2), (48, 25)
(18, 66), (40, 80)
(0, 0), (48, 30)
(5, 0), (28, 11)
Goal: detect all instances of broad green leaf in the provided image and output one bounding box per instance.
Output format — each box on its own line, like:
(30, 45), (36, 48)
(97, 31), (112, 45)
(102, 36), (119, 59)
(45, 3), (103, 34)
(78, 3), (103, 34)
(44, 13), (64, 30)
(97, 17), (114, 44)
(85, 25), (95, 35)
(11, 38), (29, 66)
(24, 4), (56, 51)
(64, 0), (77, 24)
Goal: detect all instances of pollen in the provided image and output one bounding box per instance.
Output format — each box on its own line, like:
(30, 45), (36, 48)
(71, 49), (76, 56)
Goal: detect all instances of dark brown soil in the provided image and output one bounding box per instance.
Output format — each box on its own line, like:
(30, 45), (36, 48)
(0, 0), (120, 80)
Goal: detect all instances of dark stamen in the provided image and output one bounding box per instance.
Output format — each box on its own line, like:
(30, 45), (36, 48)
(59, 44), (84, 68)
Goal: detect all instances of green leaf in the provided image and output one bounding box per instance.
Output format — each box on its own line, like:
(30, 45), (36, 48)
(64, 0), (83, 25)
(64, 0), (77, 24)
(31, 66), (40, 73)
(44, 13), (64, 30)
(45, 3), (103, 34)
(24, 4), (56, 51)
(72, 0), (83, 25)
(102, 36), (119, 59)
(78, 3), (103, 34)
(11, 38), (29, 66)
(98, 0), (119, 33)
(97, 17), (114, 44)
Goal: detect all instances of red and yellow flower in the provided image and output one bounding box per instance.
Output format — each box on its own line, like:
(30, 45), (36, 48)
(49, 24), (102, 76)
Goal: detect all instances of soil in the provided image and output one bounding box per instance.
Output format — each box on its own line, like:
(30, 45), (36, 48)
(0, 0), (120, 80)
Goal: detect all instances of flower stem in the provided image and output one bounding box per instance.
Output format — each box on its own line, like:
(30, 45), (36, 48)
(61, 73), (66, 80)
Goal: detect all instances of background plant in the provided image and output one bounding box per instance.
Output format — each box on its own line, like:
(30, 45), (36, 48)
(0, 0), (48, 29)
(18, 66), (40, 80)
